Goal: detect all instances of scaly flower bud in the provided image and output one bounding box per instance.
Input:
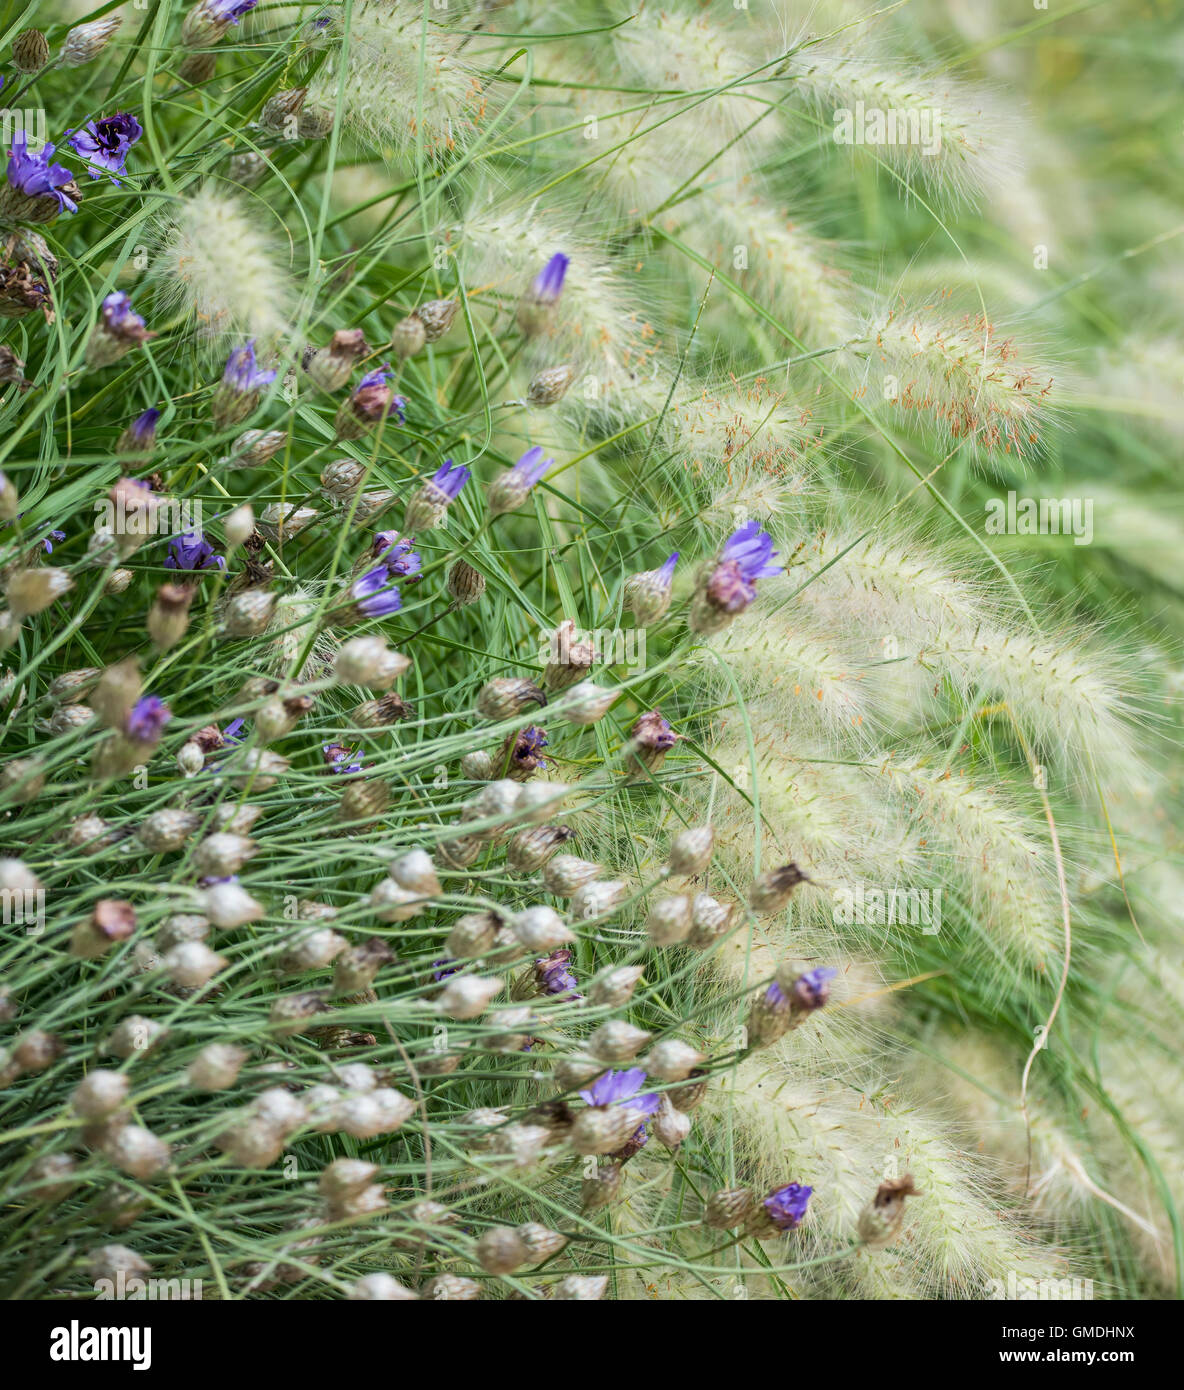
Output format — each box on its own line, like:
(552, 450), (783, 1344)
(437, 974), (502, 1019)
(624, 551), (678, 626)
(517, 252), (569, 334)
(12, 30), (50, 73)
(543, 618), (596, 692)
(5, 566), (72, 619)
(486, 445), (554, 516)
(403, 458), (470, 532)
(626, 709), (679, 778)
(147, 583), (195, 652)
(703, 1187), (753, 1230)
(527, 363), (576, 406)
(415, 298), (458, 342)
(588, 1021), (651, 1063)
(212, 340), (275, 430)
(748, 863), (809, 915)
(187, 1043), (248, 1091)
(512, 905), (574, 952)
(506, 824), (573, 872)
(476, 677), (546, 720)
(334, 365), (406, 442)
(858, 1175), (919, 1248)
(666, 826), (714, 878)
(447, 558), (486, 607)
(746, 1182), (813, 1238)
(542, 853), (601, 898)
(687, 893), (734, 948)
(61, 17), (121, 67)
(71, 1070), (130, 1121)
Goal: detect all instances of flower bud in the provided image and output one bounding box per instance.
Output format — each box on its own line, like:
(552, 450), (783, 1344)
(253, 1087), (309, 1136)
(12, 29), (50, 73)
(506, 824), (573, 872)
(304, 328), (368, 392)
(28, 1154), (77, 1202)
(277, 925), (346, 974)
(527, 363), (575, 406)
(136, 808), (200, 852)
(70, 899), (136, 959)
(334, 635), (410, 689)
(61, 17), (121, 67)
(571, 1105), (642, 1156)
(749, 863), (809, 915)
(5, 566), (72, 618)
(201, 880), (265, 930)
(223, 588), (277, 637)
(224, 504), (255, 548)
(187, 1043), (247, 1091)
(421, 1274), (480, 1301)
(552, 1275), (609, 1301)
(333, 938), (395, 995)
(369, 877), (423, 922)
(687, 893), (734, 948)
(542, 853), (601, 897)
(88, 1244), (150, 1284)
(652, 1094), (692, 1148)
(588, 965), (644, 1009)
(475, 1226), (528, 1275)
(105, 1125), (170, 1179)
(511, 905), (574, 952)
(643, 1039), (705, 1083)
(569, 878), (626, 924)
(703, 1186), (753, 1230)
(588, 1021), (651, 1063)
(71, 1070), (130, 1121)
(557, 681), (616, 725)
(667, 826), (714, 877)
(103, 1016), (166, 1059)
(230, 428), (286, 468)
(218, 1115), (285, 1169)
(162, 941), (228, 988)
(436, 974), (502, 1019)
(177, 741), (205, 777)
(517, 1222), (567, 1263)
(475, 677), (547, 720)
(147, 582), (195, 652)
(416, 298), (458, 342)
(319, 1158), (380, 1199)
(388, 848), (440, 897)
(447, 559), (486, 606)
(194, 832), (257, 878)
(624, 551), (678, 625)
(350, 1273), (419, 1300)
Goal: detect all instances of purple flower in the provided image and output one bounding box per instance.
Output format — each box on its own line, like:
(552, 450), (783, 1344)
(580, 1067), (660, 1117)
(66, 113), (143, 182)
(350, 365), (406, 424)
(659, 551), (679, 579)
(532, 253), (569, 304)
(373, 532), (421, 579)
(126, 695), (171, 744)
(433, 957), (461, 982)
(208, 0), (259, 21)
(222, 340), (276, 394)
(41, 528), (66, 554)
(127, 408), (160, 447)
(5, 134), (78, 216)
(165, 529), (224, 572)
(432, 458), (470, 500)
(705, 521), (782, 615)
(487, 444), (554, 515)
(763, 1182), (812, 1231)
(512, 445), (554, 488)
(351, 565), (402, 618)
(222, 718), (245, 743)
(791, 966), (836, 1010)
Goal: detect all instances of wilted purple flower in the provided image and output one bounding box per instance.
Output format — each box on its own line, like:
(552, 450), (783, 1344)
(350, 565), (402, 619)
(223, 339), (275, 394)
(323, 742), (363, 774)
(403, 458), (471, 532)
(118, 408), (161, 454)
(580, 1067), (660, 1116)
(763, 1182), (812, 1230)
(532, 253), (569, 304)
(41, 528), (66, 554)
(126, 695), (171, 744)
(788, 966), (836, 1011)
(2, 134), (79, 222)
(505, 724), (548, 779)
(334, 364), (406, 441)
(165, 529), (224, 572)
(66, 113), (143, 182)
(87, 292), (154, 369)
(182, 0), (259, 48)
(373, 532), (421, 579)
(536, 949), (580, 1000)
(213, 340), (275, 429)
(486, 444), (555, 516)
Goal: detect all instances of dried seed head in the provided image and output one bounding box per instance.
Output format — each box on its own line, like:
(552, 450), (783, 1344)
(446, 910), (502, 958)
(517, 1222), (567, 1263)
(643, 1039), (706, 1083)
(201, 880), (264, 929)
(460, 750), (495, 781)
(104, 1124), (170, 1179)
(588, 965), (645, 1009)
(350, 1273), (419, 1300)
(588, 1021), (651, 1063)
(70, 899), (136, 960)
(667, 826), (715, 878)
(440, 834), (483, 869)
(176, 741), (205, 777)
(569, 878), (627, 924)
(224, 588), (278, 637)
(187, 1043), (248, 1091)
(542, 853), (602, 897)
(321, 457), (365, 500)
(390, 313), (427, 358)
(218, 1115), (286, 1169)
(645, 894), (693, 947)
(5, 566), (72, 618)
(28, 1153), (77, 1202)
(416, 298), (458, 341)
(333, 938), (395, 994)
(580, 1162), (623, 1210)
(162, 941), (228, 989)
(652, 1094), (692, 1148)
(858, 1175), (919, 1248)
(269, 991), (328, 1035)
(557, 680), (616, 725)
(88, 1244), (150, 1284)
(388, 848), (440, 897)
(475, 677), (547, 720)
(687, 893), (735, 948)
(192, 832), (257, 878)
(338, 1088), (413, 1138)
(511, 905), (574, 952)
(71, 1070), (130, 1121)
(749, 863), (809, 915)
(552, 1274), (609, 1301)
(514, 780), (571, 824)
(48, 667), (101, 703)
(334, 635), (411, 689)
(103, 1016), (166, 1059)
(527, 363), (576, 406)
(337, 777), (390, 822)
(507, 824), (573, 872)
(436, 974), (502, 1020)
(668, 1068), (710, 1112)
(230, 429), (287, 468)
(304, 328), (368, 392)
(475, 1226), (528, 1275)
(422, 1274), (480, 1301)
(543, 619), (597, 692)
(136, 808), (200, 853)
(277, 926), (347, 974)
(570, 1104), (645, 1156)
(369, 877), (423, 923)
